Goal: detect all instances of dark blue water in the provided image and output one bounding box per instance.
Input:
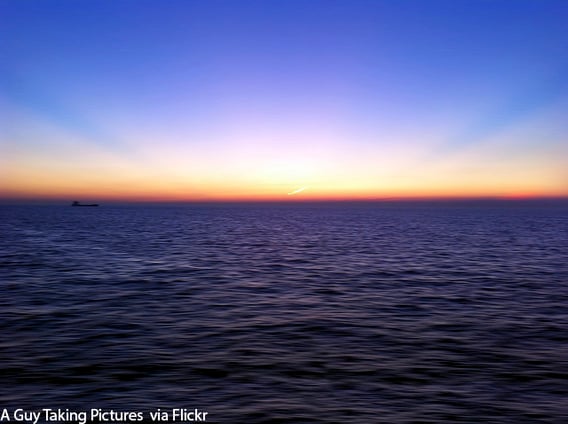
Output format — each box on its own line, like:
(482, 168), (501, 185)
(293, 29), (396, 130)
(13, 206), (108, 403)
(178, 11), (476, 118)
(1, 201), (567, 423)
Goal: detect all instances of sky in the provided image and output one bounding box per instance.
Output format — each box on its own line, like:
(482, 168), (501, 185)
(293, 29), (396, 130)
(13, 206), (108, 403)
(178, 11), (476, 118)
(1, 0), (567, 201)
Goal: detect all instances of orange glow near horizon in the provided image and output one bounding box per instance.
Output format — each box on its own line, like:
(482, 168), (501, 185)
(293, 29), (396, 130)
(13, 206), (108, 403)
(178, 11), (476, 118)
(2, 165), (567, 203)
(3, 122), (567, 203)
(3, 134), (567, 202)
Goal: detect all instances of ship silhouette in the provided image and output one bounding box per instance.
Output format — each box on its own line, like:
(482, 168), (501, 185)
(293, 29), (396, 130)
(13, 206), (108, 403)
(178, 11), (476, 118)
(71, 201), (99, 207)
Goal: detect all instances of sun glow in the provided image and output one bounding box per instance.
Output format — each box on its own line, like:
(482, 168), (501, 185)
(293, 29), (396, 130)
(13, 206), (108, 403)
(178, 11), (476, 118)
(287, 186), (307, 196)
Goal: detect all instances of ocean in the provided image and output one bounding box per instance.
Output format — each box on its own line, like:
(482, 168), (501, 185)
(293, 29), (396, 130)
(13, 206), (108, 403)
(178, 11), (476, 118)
(1, 201), (567, 423)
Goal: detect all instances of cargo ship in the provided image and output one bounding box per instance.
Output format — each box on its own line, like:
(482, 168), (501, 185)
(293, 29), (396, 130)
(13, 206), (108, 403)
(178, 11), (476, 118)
(71, 201), (99, 207)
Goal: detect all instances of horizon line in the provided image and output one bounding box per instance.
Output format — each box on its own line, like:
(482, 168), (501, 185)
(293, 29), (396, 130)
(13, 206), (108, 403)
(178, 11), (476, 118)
(2, 195), (568, 206)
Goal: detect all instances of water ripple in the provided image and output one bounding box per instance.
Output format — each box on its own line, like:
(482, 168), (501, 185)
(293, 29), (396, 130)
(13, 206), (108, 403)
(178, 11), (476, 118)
(1, 202), (567, 423)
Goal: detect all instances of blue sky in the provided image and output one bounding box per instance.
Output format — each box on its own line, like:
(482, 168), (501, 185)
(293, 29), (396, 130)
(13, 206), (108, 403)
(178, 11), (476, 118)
(1, 0), (567, 200)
